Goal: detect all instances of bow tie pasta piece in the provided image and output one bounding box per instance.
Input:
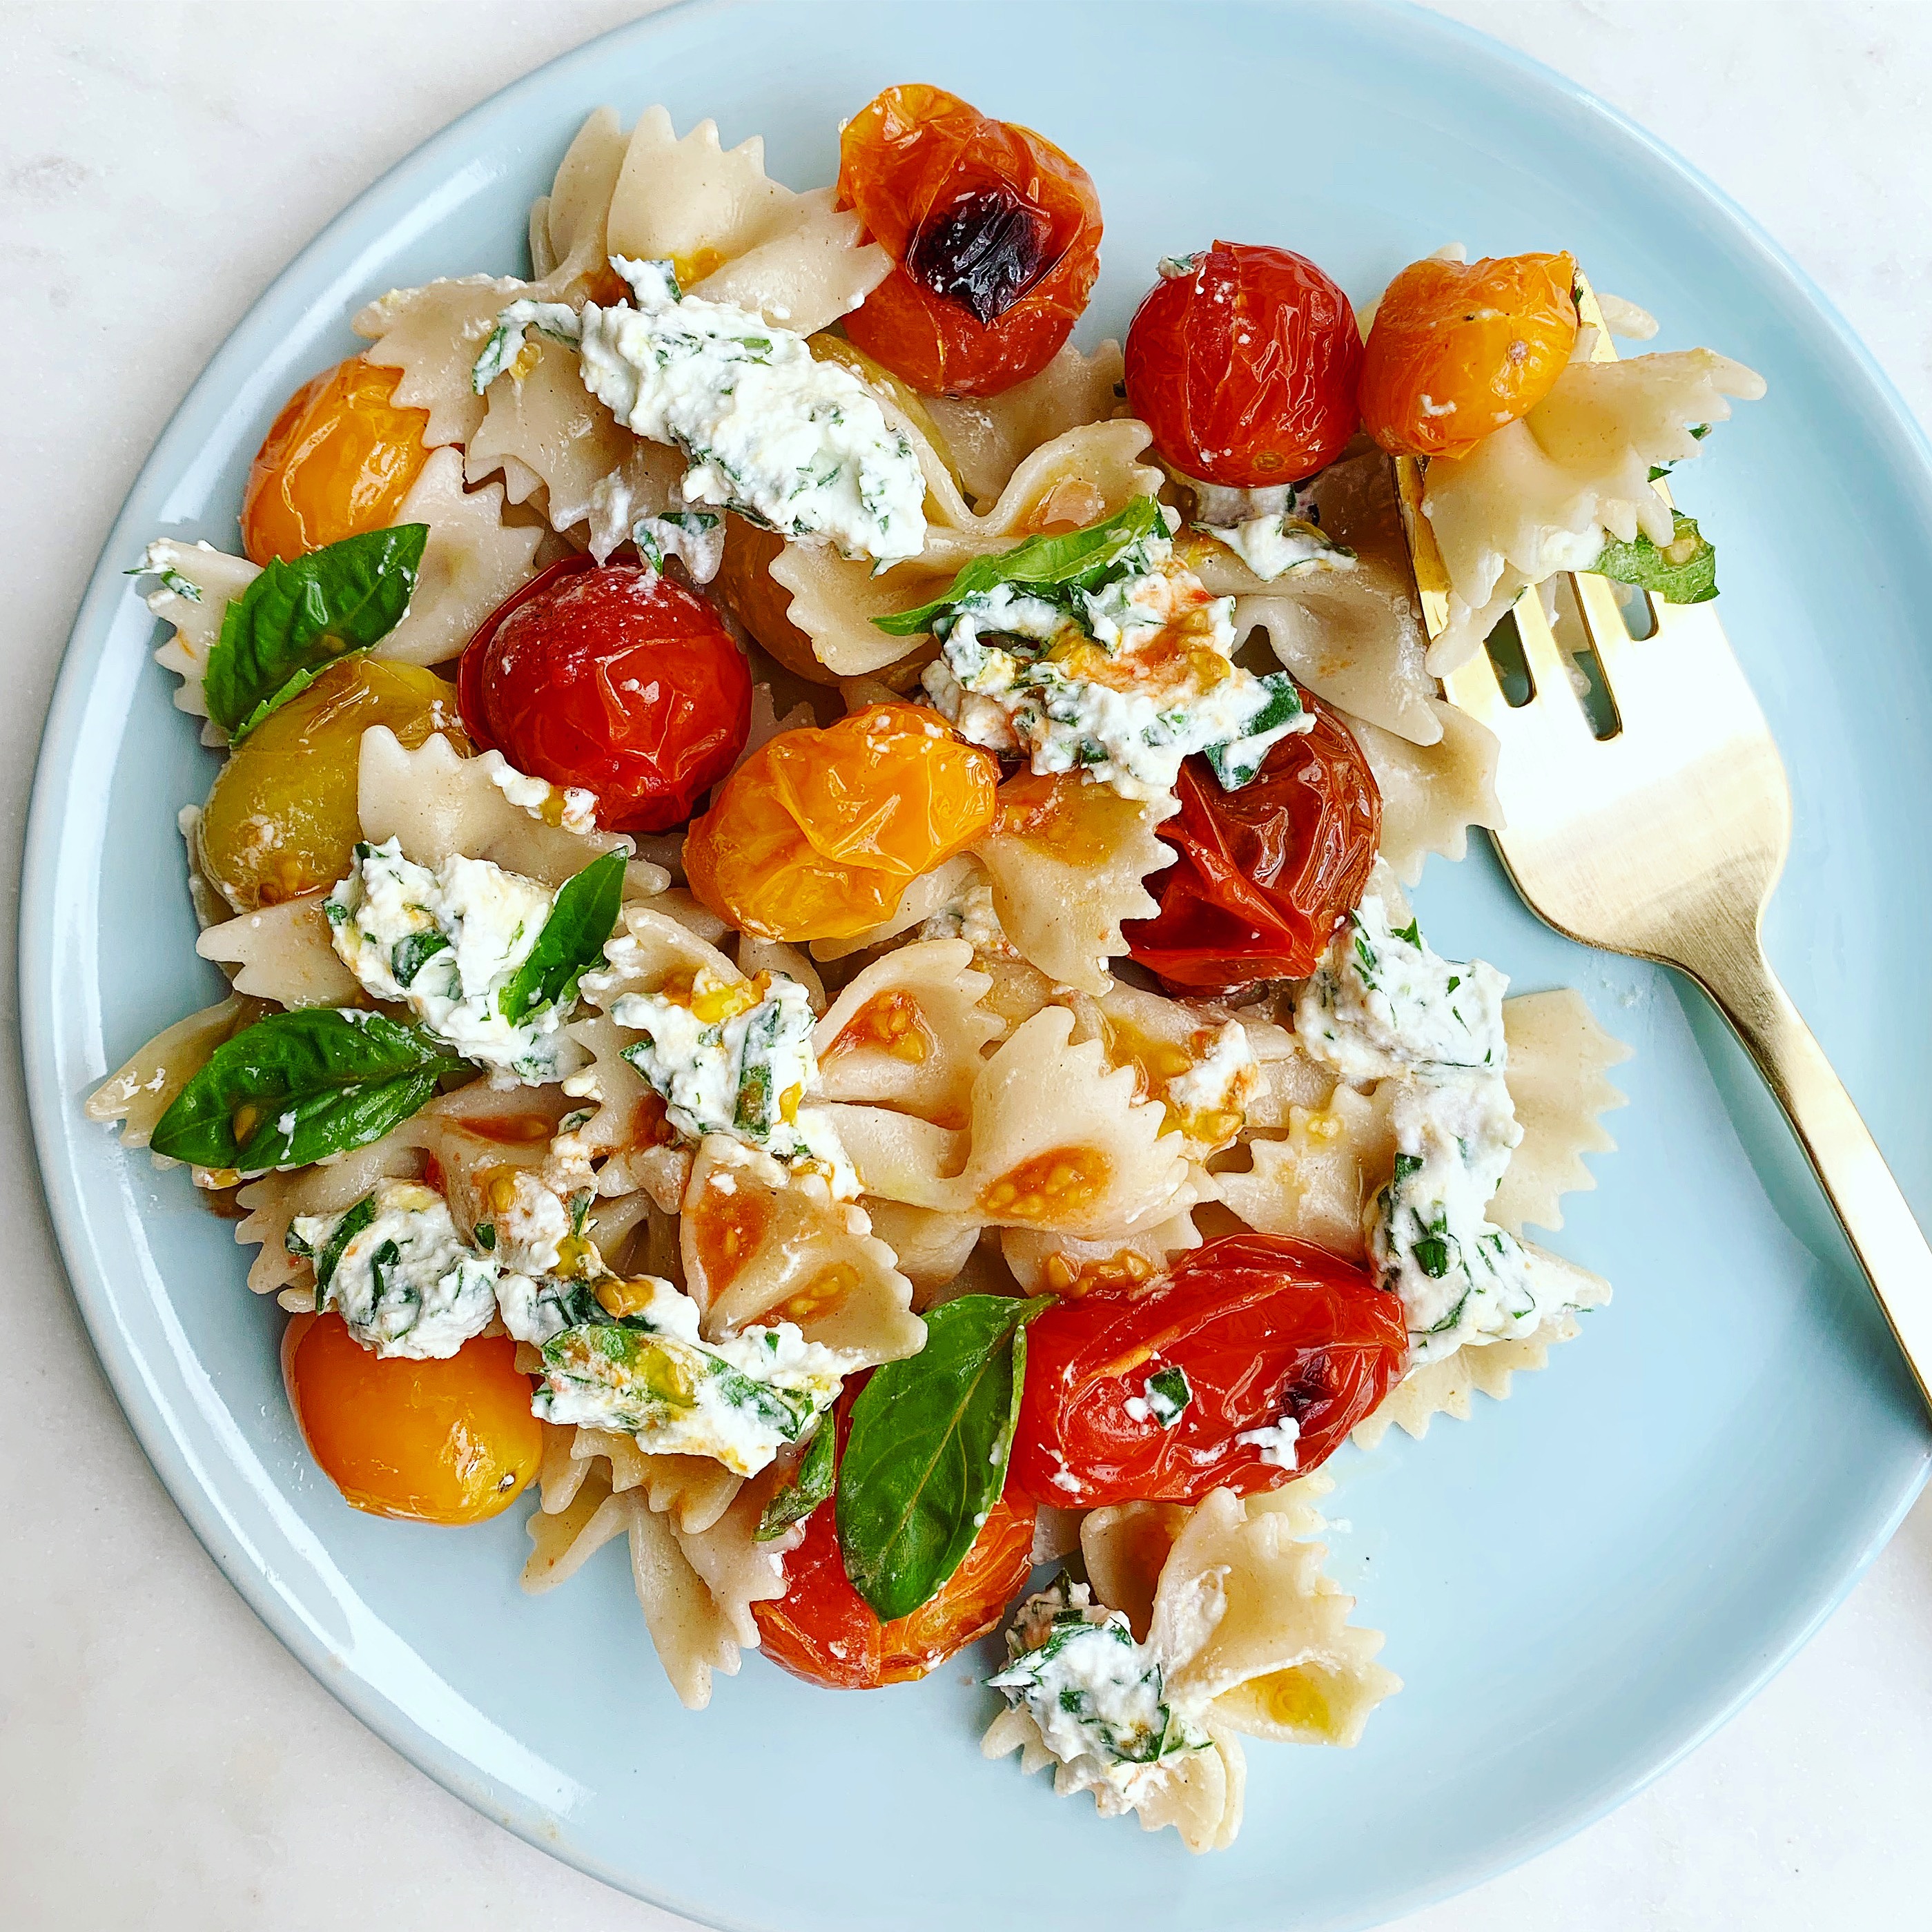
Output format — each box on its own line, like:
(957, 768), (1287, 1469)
(133, 540), (265, 742)
(1345, 697), (1503, 886)
(858, 1200), (986, 1295)
(1351, 1314), (1585, 1451)
(678, 1137), (923, 1365)
(526, 107), (630, 300)
(357, 728), (647, 891)
(355, 275), (540, 452)
(1213, 1083), (1397, 1262)
(920, 340), (1126, 505)
(195, 895), (362, 1008)
(812, 939), (1000, 1126)
(999, 1207), (1202, 1300)
(549, 1013), (694, 1216)
(84, 993), (268, 1150)
(536, 1424), (744, 1536)
(974, 773), (1176, 997)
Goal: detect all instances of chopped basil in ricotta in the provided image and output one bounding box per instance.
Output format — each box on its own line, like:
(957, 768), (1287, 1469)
(988, 1577), (1209, 1809)
(498, 1267), (842, 1476)
(632, 509), (724, 585)
(919, 532), (1311, 801)
(1123, 1364), (1192, 1428)
(286, 1180), (498, 1360)
(612, 970), (855, 1191)
(1182, 476), (1356, 583)
(476, 257), (926, 565)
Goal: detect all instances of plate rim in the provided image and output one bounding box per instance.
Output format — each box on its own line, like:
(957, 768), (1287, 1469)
(19, 2), (1931, 1926)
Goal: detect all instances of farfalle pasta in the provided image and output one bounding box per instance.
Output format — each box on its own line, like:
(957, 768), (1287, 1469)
(104, 80), (1706, 1853)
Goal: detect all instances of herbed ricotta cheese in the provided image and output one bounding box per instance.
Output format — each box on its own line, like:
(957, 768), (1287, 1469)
(485, 753), (599, 836)
(1164, 1019), (1260, 1139)
(988, 1577), (1209, 1811)
(498, 1269), (843, 1476)
(918, 534), (1312, 801)
(1182, 476), (1356, 584)
(476, 257), (926, 566)
(612, 969), (855, 1193)
(326, 837), (574, 1084)
(286, 1180), (498, 1360)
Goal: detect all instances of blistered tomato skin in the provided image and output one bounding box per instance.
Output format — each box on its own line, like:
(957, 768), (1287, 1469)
(1124, 695), (1381, 992)
(685, 703), (1000, 941)
(753, 1403), (1037, 1688)
(282, 1314), (541, 1525)
(199, 658), (467, 913)
(1010, 1235), (1407, 1509)
(837, 84), (1102, 397)
(1359, 252), (1578, 458)
(240, 355), (430, 566)
(458, 555), (753, 834)
(1124, 242), (1363, 487)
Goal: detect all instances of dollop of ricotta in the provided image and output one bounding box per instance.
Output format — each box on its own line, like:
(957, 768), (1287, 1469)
(326, 837), (576, 1084)
(286, 1180), (499, 1360)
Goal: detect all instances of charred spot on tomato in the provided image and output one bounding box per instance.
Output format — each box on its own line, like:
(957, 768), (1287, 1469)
(907, 183), (1055, 324)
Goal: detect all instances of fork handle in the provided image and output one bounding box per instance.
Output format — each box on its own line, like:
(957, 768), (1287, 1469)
(1688, 938), (1932, 1413)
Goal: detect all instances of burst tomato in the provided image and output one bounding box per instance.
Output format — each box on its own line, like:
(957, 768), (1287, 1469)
(754, 1411), (1037, 1689)
(837, 84), (1102, 397)
(282, 1313), (540, 1525)
(1011, 1235), (1406, 1509)
(241, 355), (429, 565)
(1359, 251), (1578, 458)
(1124, 242), (1363, 488)
(458, 554), (752, 834)
(684, 703), (999, 941)
(1124, 694), (1380, 992)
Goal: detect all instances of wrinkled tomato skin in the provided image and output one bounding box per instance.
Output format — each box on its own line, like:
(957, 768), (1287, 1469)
(1359, 251), (1577, 459)
(1124, 694), (1380, 991)
(241, 355), (429, 565)
(1011, 1236), (1407, 1509)
(837, 84), (1102, 397)
(282, 1314), (541, 1525)
(685, 703), (1000, 941)
(753, 1401), (1037, 1689)
(458, 554), (752, 834)
(1124, 242), (1363, 487)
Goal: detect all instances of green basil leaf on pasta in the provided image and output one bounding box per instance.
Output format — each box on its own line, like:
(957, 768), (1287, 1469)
(871, 496), (1164, 638)
(149, 1007), (467, 1171)
(202, 524), (429, 739)
(756, 1420), (837, 1541)
(835, 1294), (1045, 1620)
(1587, 511), (1717, 605)
(497, 847), (625, 1024)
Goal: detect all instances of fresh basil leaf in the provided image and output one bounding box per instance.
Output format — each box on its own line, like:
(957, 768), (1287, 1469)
(757, 1421), (837, 1541)
(836, 1294), (1044, 1621)
(498, 848), (626, 1025)
(871, 496), (1164, 638)
(150, 1008), (467, 1171)
(1588, 511), (1717, 605)
(203, 525), (428, 739)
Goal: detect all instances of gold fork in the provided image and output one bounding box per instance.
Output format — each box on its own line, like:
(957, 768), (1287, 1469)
(1392, 281), (1932, 1414)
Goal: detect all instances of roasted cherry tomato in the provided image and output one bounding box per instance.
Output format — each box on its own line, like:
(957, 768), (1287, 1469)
(199, 657), (466, 913)
(1359, 251), (1578, 459)
(1124, 242), (1363, 487)
(754, 1405), (1037, 1688)
(458, 554), (752, 834)
(1011, 1234), (1407, 1508)
(1124, 694), (1380, 992)
(837, 84), (1102, 397)
(282, 1313), (540, 1525)
(240, 355), (430, 566)
(685, 703), (999, 941)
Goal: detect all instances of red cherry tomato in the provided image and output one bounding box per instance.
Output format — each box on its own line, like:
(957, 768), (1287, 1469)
(1124, 695), (1381, 993)
(837, 84), (1103, 397)
(753, 1398), (1037, 1688)
(458, 554), (752, 834)
(1124, 242), (1363, 487)
(1011, 1234), (1407, 1508)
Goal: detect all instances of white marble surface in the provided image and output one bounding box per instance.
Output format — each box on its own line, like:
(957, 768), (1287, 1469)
(3, 1), (1930, 1926)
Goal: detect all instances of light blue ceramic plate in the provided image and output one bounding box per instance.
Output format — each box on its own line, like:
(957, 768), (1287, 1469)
(22, 3), (1932, 1926)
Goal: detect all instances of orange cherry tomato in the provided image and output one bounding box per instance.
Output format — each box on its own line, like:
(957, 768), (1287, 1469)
(837, 84), (1102, 397)
(754, 1403), (1037, 1688)
(1124, 242), (1363, 487)
(282, 1313), (540, 1525)
(1358, 251), (1578, 458)
(1011, 1234), (1407, 1509)
(684, 703), (999, 941)
(241, 355), (430, 565)
(1124, 694), (1382, 993)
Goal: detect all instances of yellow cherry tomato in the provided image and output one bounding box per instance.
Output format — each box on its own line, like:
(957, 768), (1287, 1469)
(283, 1313), (540, 1525)
(198, 657), (467, 913)
(241, 355), (430, 565)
